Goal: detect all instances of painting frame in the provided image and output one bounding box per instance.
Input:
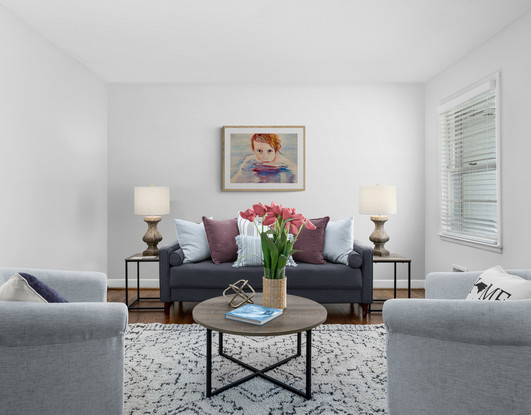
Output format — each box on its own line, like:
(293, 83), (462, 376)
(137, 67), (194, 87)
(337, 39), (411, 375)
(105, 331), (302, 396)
(222, 126), (305, 192)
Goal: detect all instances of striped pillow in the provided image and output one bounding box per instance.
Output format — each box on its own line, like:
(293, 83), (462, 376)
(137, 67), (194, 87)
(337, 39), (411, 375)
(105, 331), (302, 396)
(233, 235), (297, 268)
(237, 215), (269, 237)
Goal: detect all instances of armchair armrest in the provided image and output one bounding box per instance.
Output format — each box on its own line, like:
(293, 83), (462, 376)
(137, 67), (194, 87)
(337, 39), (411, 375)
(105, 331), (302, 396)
(383, 298), (531, 415)
(0, 267), (107, 302)
(352, 240), (373, 304)
(0, 302), (128, 346)
(383, 298), (531, 345)
(159, 240), (181, 302)
(0, 302), (127, 415)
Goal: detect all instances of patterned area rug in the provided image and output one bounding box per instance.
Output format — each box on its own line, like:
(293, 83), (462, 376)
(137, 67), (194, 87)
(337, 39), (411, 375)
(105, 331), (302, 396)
(124, 324), (388, 414)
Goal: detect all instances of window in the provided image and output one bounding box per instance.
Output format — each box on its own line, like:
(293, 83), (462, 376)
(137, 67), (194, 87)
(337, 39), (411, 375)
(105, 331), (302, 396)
(438, 73), (501, 251)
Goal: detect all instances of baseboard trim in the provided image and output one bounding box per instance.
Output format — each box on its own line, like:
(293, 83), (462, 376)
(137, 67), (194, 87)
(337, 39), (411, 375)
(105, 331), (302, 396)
(373, 279), (425, 289)
(108, 279), (160, 289)
(108, 279), (425, 290)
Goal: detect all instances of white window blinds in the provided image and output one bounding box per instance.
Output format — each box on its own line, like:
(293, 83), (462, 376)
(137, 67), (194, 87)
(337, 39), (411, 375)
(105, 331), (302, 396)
(438, 74), (501, 249)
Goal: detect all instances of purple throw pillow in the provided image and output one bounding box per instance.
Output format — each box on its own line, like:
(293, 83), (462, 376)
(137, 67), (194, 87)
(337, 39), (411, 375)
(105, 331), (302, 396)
(293, 217), (330, 264)
(19, 273), (68, 303)
(202, 217), (239, 264)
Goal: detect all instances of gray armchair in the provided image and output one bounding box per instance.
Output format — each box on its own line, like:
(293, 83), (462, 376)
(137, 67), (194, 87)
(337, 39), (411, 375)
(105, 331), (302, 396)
(0, 267), (128, 415)
(383, 269), (531, 415)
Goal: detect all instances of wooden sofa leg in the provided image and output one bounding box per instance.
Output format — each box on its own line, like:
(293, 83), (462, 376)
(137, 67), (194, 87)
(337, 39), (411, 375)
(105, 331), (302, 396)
(164, 302), (171, 315)
(362, 303), (368, 318)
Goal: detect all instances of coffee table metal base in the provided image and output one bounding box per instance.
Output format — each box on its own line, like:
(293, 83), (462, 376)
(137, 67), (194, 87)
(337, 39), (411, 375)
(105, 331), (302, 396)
(206, 329), (312, 399)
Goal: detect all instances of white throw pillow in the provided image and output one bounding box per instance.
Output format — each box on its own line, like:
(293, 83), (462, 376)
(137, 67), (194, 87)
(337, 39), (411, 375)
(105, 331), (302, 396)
(237, 214), (270, 237)
(466, 265), (531, 301)
(323, 216), (354, 265)
(0, 273), (47, 302)
(174, 218), (211, 263)
(233, 235), (297, 268)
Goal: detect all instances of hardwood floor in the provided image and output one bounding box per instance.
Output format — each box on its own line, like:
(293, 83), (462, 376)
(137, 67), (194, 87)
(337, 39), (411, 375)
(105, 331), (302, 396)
(107, 288), (425, 325)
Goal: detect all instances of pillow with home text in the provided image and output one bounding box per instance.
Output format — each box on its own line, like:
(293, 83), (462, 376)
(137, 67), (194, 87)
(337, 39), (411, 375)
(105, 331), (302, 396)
(466, 265), (531, 301)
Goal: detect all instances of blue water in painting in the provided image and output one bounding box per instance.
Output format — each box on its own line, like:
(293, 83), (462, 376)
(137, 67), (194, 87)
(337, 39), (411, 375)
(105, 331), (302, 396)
(230, 133), (298, 181)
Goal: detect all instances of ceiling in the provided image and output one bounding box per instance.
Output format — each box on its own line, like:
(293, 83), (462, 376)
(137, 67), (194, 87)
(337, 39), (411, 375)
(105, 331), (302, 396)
(2, 0), (531, 83)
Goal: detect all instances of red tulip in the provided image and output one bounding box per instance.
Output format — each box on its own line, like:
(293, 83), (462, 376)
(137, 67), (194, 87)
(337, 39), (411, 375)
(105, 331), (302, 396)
(305, 220), (316, 230)
(263, 213), (277, 226)
(240, 209), (256, 222)
(253, 203), (267, 217)
(267, 201), (283, 215)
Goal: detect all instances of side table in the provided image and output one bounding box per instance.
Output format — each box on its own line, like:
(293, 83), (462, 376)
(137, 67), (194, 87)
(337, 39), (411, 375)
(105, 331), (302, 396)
(371, 254), (411, 313)
(125, 253), (164, 311)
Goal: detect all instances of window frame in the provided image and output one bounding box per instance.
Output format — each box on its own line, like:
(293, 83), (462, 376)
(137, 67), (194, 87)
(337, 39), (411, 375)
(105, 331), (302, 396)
(437, 73), (502, 252)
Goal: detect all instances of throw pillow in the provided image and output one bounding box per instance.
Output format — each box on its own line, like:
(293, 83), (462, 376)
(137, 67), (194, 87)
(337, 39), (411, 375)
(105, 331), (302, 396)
(233, 235), (297, 268)
(174, 218), (211, 263)
(0, 273), (68, 303)
(237, 214), (270, 237)
(202, 217), (239, 264)
(292, 216), (330, 264)
(323, 216), (354, 265)
(466, 265), (531, 301)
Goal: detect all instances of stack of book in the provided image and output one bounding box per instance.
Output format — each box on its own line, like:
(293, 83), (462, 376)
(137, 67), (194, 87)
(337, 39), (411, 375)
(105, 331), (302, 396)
(225, 303), (283, 325)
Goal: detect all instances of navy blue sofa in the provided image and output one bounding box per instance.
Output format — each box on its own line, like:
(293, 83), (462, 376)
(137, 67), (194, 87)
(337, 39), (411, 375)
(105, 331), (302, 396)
(159, 240), (373, 317)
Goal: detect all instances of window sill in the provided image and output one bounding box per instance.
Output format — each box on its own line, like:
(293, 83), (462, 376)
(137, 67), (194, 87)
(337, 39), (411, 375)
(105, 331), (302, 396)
(439, 234), (502, 254)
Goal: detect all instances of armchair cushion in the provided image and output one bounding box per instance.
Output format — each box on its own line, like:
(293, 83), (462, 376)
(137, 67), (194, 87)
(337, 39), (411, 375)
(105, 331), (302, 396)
(466, 265), (531, 301)
(0, 273), (68, 303)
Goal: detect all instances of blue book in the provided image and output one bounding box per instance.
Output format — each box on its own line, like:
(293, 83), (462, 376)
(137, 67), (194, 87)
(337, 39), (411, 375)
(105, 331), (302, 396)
(224, 303), (283, 325)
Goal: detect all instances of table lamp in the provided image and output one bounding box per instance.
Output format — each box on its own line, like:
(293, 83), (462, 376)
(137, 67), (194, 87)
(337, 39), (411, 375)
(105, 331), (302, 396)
(134, 185), (170, 256)
(359, 184), (397, 256)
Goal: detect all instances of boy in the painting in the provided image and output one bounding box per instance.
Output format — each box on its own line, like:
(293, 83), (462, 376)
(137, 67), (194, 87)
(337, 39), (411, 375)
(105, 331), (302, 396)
(232, 133), (297, 183)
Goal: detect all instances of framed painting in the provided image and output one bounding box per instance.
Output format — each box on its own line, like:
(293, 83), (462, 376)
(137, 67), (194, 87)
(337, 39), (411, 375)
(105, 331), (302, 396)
(222, 126), (305, 191)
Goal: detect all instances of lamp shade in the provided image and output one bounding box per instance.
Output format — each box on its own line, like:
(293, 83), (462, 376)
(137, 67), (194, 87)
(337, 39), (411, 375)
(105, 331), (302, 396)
(134, 186), (170, 216)
(359, 184), (397, 215)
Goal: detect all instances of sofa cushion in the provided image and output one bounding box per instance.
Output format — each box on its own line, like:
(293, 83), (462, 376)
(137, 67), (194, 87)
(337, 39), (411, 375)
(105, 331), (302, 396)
(174, 218), (211, 263)
(293, 217), (330, 264)
(169, 261), (361, 290)
(0, 273), (68, 303)
(323, 216), (354, 265)
(202, 217), (239, 264)
(466, 265), (531, 301)
(233, 235), (297, 267)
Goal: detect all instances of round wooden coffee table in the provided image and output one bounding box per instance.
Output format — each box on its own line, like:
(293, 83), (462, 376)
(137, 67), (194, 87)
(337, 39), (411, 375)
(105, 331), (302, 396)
(193, 294), (327, 399)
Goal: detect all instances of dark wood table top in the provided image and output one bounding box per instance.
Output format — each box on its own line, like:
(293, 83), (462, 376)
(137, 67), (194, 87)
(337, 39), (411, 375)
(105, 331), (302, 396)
(193, 294), (327, 336)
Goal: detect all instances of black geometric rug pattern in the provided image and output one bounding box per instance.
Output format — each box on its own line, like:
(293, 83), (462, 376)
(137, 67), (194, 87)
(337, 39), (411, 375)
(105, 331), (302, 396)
(124, 324), (387, 414)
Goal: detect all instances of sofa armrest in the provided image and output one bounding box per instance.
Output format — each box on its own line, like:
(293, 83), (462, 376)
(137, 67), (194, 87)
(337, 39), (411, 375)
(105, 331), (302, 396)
(352, 240), (373, 304)
(0, 267), (107, 302)
(383, 298), (531, 345)
(159, 240), (181, 302)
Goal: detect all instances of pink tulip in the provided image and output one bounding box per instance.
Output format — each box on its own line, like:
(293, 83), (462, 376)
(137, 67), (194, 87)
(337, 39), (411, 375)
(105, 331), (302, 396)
(253, 203), (267, 217)
(305, 220), (316, 230)
(263, 213), (277, 226)
(268, 201), (283, 215)
(290, 223), (299, 234)
(282, 207), (296, 220)
(240, 209), (256, 222)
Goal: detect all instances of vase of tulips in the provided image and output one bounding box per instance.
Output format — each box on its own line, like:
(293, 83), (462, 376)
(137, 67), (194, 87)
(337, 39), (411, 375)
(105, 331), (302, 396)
(239, 202), (315, 309)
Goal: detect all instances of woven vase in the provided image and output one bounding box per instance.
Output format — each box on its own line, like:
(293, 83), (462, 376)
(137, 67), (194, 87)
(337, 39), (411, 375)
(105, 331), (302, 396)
(262, 276), (287, 310)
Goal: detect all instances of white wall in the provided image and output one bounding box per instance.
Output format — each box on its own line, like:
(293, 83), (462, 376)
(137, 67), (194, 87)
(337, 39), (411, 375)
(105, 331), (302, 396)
(108, 83), (425, 287)
(0, 6), (108, 272)
(425, 11), (531, 273)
